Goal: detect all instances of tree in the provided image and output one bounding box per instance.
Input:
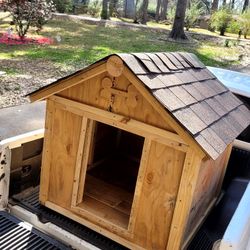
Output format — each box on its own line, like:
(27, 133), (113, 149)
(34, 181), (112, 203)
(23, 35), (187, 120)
(140, 0), (149, 24)
(101, 0), (109, 19)
(211, 0), (219, 11)
(124, 0), (135, 19)
(155, 0), (168, 22)
(155, 0), (161, 21)
(133, 0), (149, 24)
(169, 0), (188, 40)
(210, 8), (232, 36)
(242, 0), (249, 13)
(2, 0), (54, 38)
(109, 0), (118, 17)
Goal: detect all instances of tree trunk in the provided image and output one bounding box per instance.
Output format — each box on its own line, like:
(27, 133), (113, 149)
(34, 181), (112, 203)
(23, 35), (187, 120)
(159, 0), (168, 21)
(140, 0), (149, 24)
(222, 0), (227, 6)
(220, 27), (226, 36)
(133, 0), (140, 23)
(101, 0), (109, 19)
(124, 0), (135, 18)
(231, 0), (235, 9)
(242, 0), (249, 12)
(109, 0), (114, 17)
(211, 0), (219, 12)
(169, 0), (188, 40)
(155, 0), (161, 22)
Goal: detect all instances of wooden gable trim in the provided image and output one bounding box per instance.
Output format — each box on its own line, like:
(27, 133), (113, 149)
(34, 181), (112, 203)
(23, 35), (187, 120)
(29, 62), (107, 102)
(122, 67), (207, 159)
(49, 95), (188, 152)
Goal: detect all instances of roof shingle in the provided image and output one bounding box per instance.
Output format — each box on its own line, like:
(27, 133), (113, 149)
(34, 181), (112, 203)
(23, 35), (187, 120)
(28, 51), (250, 160)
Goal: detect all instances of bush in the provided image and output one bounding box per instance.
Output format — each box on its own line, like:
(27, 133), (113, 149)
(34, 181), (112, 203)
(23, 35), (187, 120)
(167, 5), (176, 23)
(87, 0), (101, 17)
(227, 19), (241, 34)
(2, 0), (55, 38)
(210, 8), (232, 36)
(53, 0), (73, 13)
(239, 9), (250, 39)
(185, 0), (204, 31)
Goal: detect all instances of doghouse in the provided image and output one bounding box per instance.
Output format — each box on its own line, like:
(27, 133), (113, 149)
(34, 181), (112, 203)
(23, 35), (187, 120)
(29, 52), (250, 250)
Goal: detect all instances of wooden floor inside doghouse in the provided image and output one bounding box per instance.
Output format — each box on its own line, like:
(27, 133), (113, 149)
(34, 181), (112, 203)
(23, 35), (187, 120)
(79, 121), (144, 229)
(80, 175), (133, 228)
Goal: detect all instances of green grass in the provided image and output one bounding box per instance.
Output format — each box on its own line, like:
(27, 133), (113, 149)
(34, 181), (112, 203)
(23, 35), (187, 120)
(0, 14), (245, 73)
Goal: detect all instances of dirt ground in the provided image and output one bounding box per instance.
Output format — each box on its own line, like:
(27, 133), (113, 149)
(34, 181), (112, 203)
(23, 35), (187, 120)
(0, 59), (70, 108)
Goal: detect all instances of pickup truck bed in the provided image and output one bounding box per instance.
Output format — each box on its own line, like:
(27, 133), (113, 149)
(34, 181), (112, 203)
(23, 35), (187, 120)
(1, 101), (250, 250)
(0, 210), (70, 250)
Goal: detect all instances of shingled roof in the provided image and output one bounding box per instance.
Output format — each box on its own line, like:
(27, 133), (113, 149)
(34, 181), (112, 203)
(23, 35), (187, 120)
(29, 52), (250, 160)
(118, 52), (250, 159)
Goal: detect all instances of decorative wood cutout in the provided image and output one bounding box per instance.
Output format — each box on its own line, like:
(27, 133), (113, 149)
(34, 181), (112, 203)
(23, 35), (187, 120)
(100, 77), (138, 108)
(106, 55), (124, 77)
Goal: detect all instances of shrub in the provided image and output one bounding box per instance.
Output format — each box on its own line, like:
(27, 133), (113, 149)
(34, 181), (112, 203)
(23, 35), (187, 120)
(3, 0), (55, 38)
(53, 0), (73, 13)
(239, 9), (250, 39)
(227, 19), (241, 34)
(87, 0), (101, 17)
(167, 5), (176, 23)
(210, 8), (232, 36)
(185, 0), (204, 31)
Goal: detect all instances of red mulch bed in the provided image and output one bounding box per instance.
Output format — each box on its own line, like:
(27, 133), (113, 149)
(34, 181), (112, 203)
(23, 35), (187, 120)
(0, 33), (54, 45)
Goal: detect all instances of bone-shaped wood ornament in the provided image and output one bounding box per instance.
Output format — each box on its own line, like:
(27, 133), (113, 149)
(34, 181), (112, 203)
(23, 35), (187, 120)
(100, 77), (138, 108)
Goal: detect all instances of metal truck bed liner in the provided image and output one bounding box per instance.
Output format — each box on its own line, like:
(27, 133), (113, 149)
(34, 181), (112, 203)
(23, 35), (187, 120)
(0, 210), (71, 250)
(10, 187), (127, 250)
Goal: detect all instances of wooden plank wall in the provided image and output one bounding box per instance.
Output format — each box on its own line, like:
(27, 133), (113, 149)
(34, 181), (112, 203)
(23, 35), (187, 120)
(39, 71), (222, 249)
(40, 99), (83, 208)
(133, 141), (186, 249)
(40, 98), (187, 249)
(57, 73), (174, 132)
(183, 144), (232, 245)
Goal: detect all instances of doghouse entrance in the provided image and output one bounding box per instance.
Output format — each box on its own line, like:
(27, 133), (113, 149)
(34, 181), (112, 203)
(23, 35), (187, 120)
(79, 121), (144, 229)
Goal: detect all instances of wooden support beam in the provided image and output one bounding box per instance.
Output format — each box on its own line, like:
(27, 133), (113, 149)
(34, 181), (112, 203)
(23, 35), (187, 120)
(29, 63), (107, 102)
(128, 138), (152, 233)
(166, 148), (202, 250)
(76, 120), (95, 204)
(71, 117), (88, 207)
(39, 100), (54, 204)
(49, 95), (189, 152)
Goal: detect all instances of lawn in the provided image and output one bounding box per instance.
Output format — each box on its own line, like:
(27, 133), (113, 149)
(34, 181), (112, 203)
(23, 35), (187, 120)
(0, 12), (248, 107)
(0, 13), (246, 70)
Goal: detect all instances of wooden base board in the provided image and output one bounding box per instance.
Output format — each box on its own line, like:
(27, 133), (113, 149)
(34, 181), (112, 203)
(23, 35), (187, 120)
(45, 201), (145, 250)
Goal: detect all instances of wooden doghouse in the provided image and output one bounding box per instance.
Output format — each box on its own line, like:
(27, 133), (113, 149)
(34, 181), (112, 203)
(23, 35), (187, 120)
(29, 52), (250, 250)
